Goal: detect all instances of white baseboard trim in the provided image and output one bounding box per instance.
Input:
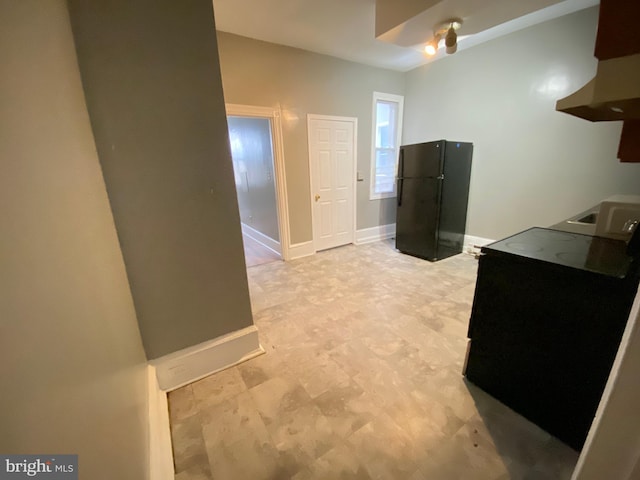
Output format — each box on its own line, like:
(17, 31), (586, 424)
(151, 326), (264, 391)
(241, 223), (281, 255)
(148, 365), (174, 480)
(463, 234), (495, 254)
(288, 240), (315, 260)
(355, 224), (397, 245)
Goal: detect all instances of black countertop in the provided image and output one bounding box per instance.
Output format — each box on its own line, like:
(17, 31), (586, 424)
(482, 227), (635, 278)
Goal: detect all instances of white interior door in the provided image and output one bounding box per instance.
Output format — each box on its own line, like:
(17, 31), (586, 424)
(308, 116), (356, 251)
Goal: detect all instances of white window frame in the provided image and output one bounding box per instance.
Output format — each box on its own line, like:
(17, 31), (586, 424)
(369, 91), (404, 200)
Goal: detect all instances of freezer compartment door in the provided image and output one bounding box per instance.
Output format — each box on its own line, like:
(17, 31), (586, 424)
(398, 141), (444, 179)
(395, 177), (441, 260)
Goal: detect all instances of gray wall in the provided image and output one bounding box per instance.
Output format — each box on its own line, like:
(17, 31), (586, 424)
(228, 116), (280, 242)
(68, 0), (253, 359)
(0, 1), (148, 477)
(217, 32), (406, 243)
(403, 7), (640, 241)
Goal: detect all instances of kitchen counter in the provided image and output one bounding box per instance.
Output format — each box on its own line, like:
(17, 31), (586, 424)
(551, 197), (640, 242)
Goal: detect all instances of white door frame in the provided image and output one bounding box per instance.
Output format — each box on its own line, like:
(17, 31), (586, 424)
(226, 104), (291, 261)
(306, 114), (358, 253)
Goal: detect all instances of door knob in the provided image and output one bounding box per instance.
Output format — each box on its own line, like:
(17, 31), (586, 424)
(315, 194), (320, 202)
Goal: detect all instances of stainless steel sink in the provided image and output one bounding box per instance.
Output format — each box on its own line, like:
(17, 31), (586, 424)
(568, 212), (598, 225)
(576, 213), (598, 224)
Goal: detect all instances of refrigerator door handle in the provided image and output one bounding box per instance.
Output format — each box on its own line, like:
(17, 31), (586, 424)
(397, 149), (405, 207)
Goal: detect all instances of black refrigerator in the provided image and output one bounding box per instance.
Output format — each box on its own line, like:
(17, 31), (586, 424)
(395, 140), (473, 261)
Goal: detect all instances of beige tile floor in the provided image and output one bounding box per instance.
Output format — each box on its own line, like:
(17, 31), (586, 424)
(169, 240), (579, 480)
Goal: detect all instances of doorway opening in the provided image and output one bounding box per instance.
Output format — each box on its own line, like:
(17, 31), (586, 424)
(226, 104), (290, 267)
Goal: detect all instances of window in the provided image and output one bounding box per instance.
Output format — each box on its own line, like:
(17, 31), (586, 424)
(370, 92), (404, 199)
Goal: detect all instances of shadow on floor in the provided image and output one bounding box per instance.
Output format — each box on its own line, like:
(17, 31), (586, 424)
(464, 378), (579, 480)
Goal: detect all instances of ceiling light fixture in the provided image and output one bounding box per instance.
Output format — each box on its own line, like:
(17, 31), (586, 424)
(424, 18), (463, 57)
(424, 34), (441, 56)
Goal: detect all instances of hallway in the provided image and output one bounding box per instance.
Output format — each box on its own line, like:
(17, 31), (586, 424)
(242, 233), (281, 268)
(168, 241), (578, 479)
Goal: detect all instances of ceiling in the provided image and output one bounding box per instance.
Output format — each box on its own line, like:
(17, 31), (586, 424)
(212, 0), (599, 72)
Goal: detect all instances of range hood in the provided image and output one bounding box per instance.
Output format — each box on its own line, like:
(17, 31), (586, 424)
(555, 0), (640, 162)
(556, 54), (640, 121)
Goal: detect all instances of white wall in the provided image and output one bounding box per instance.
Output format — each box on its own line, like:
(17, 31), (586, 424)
(0, 1), (149, 477)
(403, 7), (640, 240)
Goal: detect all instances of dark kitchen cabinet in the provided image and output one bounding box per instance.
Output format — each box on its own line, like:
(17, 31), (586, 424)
(464, 228), (639, 450)
(594, 0), (640, 61)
